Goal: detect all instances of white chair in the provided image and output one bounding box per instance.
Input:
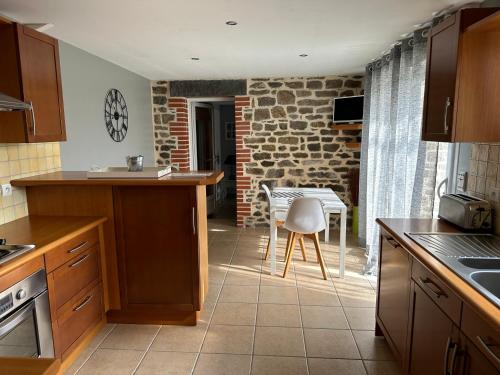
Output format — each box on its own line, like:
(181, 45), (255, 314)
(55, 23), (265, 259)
(262, 184), (307, 262)
(282, 197), (328, 280)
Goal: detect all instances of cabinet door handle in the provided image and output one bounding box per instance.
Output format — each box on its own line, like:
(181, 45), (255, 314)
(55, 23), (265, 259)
(384, 236), (401, 248)
(476, 336), (500, 369)
(73, 294), (93, 312)
(443, 338), (459, 375)
(192, 207), (196, 235)
(69, 254), (89, 268)
(443, 97), (451, 134)
(68, 241), (88, 254)
(444, 337), (452, 375)
(30, 101), (36, 135)
(419, 277), (448, 299)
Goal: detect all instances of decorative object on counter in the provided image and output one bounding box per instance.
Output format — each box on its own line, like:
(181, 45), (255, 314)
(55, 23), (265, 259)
(86, 166), (171, 179)
(126, 155), (144, 171)
(104, 88), (128, 142)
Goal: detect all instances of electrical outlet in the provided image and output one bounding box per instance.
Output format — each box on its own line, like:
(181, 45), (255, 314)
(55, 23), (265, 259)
(1, 184), (12, 197)
(489, 186), (500, 203)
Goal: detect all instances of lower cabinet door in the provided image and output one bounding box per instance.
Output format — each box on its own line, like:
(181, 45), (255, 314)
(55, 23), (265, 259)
(409, 283), (458, 375)
(460, 335), (499, 375)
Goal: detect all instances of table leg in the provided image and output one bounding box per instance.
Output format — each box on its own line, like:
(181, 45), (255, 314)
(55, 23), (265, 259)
(324, 212), (330, 243)
(270, 210), (277, 275)
(339, 207), (347, 278)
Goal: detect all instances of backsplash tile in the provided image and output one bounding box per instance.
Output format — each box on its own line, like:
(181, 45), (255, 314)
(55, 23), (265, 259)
(468, 143), (500, 234)
(0, 143), (61, 225)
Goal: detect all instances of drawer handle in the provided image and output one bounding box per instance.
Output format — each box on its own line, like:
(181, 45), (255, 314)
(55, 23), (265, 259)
(419, 277), (448, 299)
(68, 241), (88, 254)
(73, 294), (93, 312)
(384, 236), (401, 248)
(476, 336), (500, 369)
(69, 254), (90, 268)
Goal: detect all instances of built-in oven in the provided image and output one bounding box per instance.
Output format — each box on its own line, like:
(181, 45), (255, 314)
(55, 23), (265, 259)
(0, 269), (54, 358)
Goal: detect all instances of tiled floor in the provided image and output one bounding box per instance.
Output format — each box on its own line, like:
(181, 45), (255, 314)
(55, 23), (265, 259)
(66, 219), (400, 375)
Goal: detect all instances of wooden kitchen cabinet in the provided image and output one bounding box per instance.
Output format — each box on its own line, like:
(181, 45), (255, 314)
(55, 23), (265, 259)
(422, 8), (499, 142)
(0, 21), (66, 143)
(376, 232), (411, 366)
(408, 282), (459, 375)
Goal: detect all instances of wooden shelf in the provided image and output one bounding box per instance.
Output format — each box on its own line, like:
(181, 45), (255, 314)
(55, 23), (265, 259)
(346, 142), (361, 150)
(333, 123), (363, 130)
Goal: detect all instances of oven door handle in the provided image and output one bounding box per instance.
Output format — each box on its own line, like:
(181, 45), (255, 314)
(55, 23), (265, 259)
(0, 300), (35, 339)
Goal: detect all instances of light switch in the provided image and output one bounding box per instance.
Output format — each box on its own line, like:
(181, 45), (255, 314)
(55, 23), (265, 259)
(457, 171), (468, 192)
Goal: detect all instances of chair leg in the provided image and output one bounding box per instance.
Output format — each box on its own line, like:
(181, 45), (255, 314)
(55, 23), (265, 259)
(312, 232), (328, 280)
(264, 237), (271, 260)
(299, 237), (307, 261)
(283, 231), (293, 261)
(283, 232), (297, 278)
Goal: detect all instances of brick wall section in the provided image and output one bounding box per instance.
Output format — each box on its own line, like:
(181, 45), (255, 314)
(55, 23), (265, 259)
(168, 98), (190, 171)
(235, 96), (252, 227)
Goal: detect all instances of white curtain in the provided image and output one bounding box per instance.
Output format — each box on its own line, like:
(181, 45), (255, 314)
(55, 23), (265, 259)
(359, 29), (446, 274)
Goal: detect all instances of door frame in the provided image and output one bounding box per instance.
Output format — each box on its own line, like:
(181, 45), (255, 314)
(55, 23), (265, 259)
(187, 97), (234, 171)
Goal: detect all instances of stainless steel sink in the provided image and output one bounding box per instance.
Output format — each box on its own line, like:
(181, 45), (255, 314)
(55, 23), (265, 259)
(470, 271), (500, 300)
(458, 257), (500, 269)
(0, 244), (36, 265)
(0, 244), (35, 251)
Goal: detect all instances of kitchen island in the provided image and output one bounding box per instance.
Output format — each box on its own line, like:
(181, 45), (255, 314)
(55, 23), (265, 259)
(12, 171), (224, 325)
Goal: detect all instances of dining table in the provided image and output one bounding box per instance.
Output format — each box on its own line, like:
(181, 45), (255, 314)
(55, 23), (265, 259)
(267, 187), (347, 277)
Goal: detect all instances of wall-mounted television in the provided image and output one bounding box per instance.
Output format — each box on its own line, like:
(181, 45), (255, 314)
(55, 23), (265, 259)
(333, 95), (364, 123)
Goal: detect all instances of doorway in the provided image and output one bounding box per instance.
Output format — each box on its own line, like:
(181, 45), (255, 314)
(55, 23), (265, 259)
(189, 98), (236, 221)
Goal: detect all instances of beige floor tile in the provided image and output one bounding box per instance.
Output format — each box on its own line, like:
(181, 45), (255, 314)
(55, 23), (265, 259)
(304, 329), (360, 359)
(256, 303), (301, 327)
(64, 347), (94, 375)
(135, 351), (197, 375)
(76, 348), (144, 375)
(87, 324), (116, 349)
(199, 302), (215, 325)
(308, 358), (367, 375)
(260, 273), (297, 287)
(298, 286), (341, 306)
(201, 324), (254, 354)
(353, 331), (394, 360)
(338, 290), (377, 308)
(211, 302), (257, 325)
(194, 353), (252, 375)
(150, 324), (208, 352)
(254, 326), (305, 357)
(344, 307), (376, 330)
(208, 266), (228, 284)
(259, 286), (299, 304)
(300, 306), (349, 329)
(364, 360), (401, 375)
(224, 269), (261, 286)
(205, 283), (223, 304)
(99, 324), (159, 350)
(251, 355), (308, 375)
(219, 285), (259, 303)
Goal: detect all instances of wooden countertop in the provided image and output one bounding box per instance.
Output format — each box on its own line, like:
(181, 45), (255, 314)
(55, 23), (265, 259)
(11, 171), (224, 187)
(377, 218), (500, 328)
(0, 357), (60, 375)
(0, 215), (106, 278)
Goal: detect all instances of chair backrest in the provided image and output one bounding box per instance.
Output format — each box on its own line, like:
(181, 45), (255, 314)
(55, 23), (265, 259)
(284, 197), (326, 234)
(262, 184), (272, 201)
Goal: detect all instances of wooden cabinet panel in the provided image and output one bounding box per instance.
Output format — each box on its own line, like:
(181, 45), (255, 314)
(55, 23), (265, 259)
(113, 186), (198, 310)
(376, 233), (411, 363)
(412, 260), (462, 325)
(44, 228), (99, 273)
(460, 335), (500, 375)
(17, 25), (66, 142)
(409, 283), (458, 375)
(48, 246), (100, 313)
(0, 21), (66, 143)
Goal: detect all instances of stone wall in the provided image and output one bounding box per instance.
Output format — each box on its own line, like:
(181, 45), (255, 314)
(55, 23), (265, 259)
(151, 75), (364, 228)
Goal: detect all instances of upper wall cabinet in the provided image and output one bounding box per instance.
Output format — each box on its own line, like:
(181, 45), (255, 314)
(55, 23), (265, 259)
(422, 8), (500, 143)
(0, 21), (66, 143)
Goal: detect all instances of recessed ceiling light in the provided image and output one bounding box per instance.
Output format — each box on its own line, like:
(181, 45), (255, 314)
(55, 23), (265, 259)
(299, 54), (308, 57)
(191, 57), (200, 61)
(226, 21), (238, 26)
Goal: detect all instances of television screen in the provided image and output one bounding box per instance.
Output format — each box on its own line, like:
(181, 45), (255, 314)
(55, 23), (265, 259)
(333, 95), (364, 123)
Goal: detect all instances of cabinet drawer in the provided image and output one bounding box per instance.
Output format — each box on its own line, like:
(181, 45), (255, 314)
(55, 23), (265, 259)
(461, 304), (500, 371)
(56, 282), (103, 359)
(412, 260), (461, 325)
(48, 246), (100, 313)
(45, 228), (98, 272)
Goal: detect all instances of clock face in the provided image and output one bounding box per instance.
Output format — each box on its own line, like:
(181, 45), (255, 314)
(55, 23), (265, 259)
(104, 88), (128, 142)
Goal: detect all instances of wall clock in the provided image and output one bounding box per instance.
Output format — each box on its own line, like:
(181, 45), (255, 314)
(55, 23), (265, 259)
(104, 88), (128, 142)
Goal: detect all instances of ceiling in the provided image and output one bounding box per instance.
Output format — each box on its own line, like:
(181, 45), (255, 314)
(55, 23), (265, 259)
(0, 0), (470, 80)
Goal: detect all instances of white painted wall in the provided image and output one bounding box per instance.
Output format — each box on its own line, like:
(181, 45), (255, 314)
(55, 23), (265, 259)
(59, 41), (153, 170)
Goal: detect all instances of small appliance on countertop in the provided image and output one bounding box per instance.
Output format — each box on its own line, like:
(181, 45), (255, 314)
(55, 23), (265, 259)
(438, 193), (492, 231)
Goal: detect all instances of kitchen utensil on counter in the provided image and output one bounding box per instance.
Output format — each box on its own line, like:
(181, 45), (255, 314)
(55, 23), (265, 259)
(126, 155), (144, 172)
